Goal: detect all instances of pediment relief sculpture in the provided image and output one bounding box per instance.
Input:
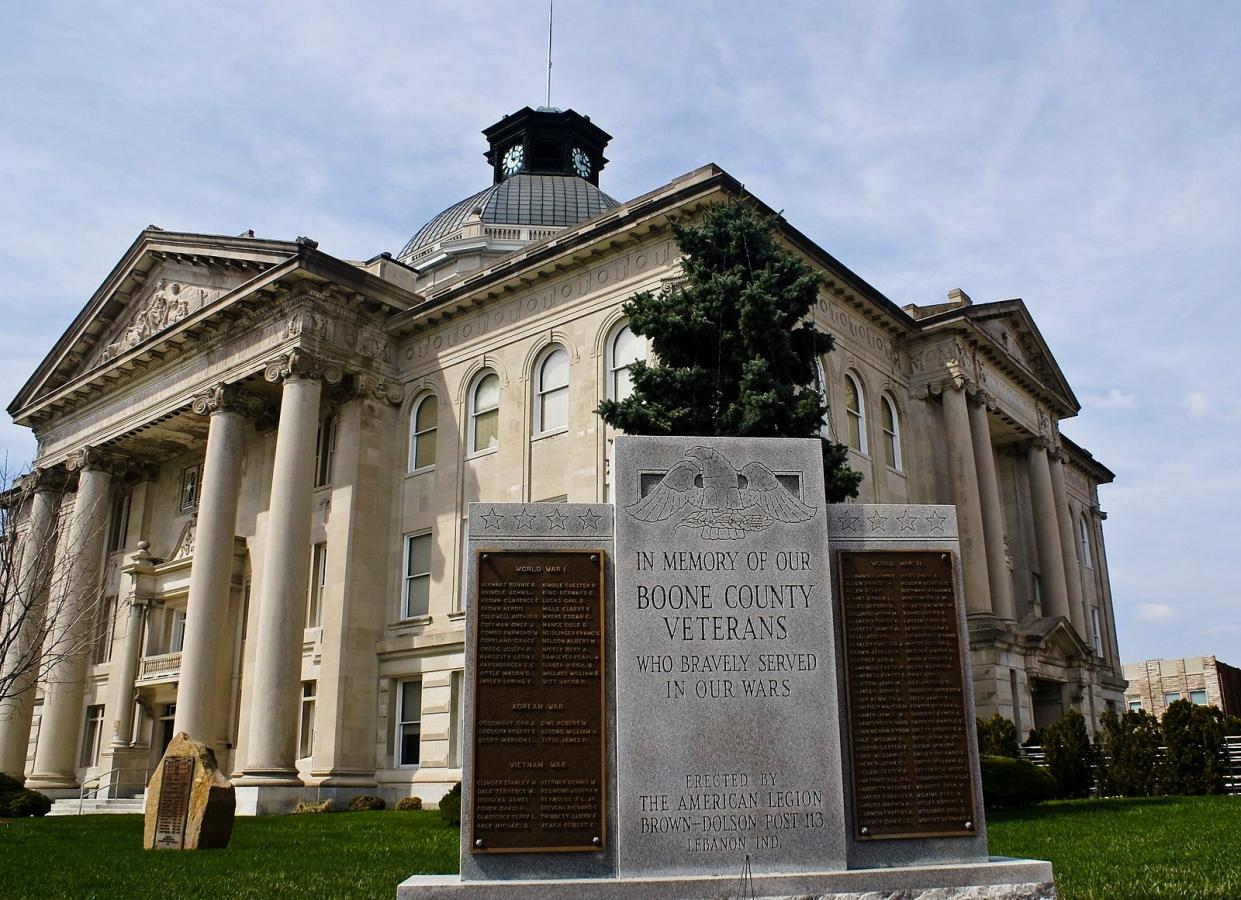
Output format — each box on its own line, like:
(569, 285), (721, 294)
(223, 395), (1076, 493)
(92, 279), (222, 369)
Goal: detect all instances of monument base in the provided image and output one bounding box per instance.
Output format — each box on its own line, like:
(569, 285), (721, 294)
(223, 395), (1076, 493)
(397, 857), (1054, 899)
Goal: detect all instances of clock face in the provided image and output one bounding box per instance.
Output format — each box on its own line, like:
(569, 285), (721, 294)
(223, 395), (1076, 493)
(571, 146), (592, 178)
(501, 144), (525, 176)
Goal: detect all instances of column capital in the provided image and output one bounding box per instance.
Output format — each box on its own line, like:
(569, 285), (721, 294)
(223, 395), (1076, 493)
(264, 350), (343, 386)
(966, 387), (996, 409)
(191, 382), (265, 418)
(68, 445), (127, 475)
(356, 374), (404, 406)
(123, 461), (161, 485)
(17, 464), (69, 495)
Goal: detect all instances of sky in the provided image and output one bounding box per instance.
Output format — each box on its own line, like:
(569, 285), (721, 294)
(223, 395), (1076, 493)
(1, 1), (1238, 664)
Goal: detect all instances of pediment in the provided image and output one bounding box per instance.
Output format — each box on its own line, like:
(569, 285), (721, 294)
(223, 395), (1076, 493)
(965, 301), (1079, 413)
(10, 228), (300, 415)
(1027, 615), (1091, 661)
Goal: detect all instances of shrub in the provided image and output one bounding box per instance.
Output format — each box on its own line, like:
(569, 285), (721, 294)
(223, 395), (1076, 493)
(348, 795), (386, 812)
(293, 799), (333, 814)
(1043, 709), (1095, 798)
(1222, 715), (1241, 737)
(1097, 709), (1162, 797)
(976, 714), (1021, 758)
(1163, 700), (1226, 795)
(980, 755), (1057, 809)
(4, 788), (52, 818)
(439, 782), (461, 826)
(395, 796), (423, 811)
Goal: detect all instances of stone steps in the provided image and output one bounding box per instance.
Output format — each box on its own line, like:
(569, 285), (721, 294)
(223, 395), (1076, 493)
(47, 796), (146, 816)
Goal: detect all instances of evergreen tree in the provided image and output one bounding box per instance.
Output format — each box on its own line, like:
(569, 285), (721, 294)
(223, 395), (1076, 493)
(596, 197), (862, 502)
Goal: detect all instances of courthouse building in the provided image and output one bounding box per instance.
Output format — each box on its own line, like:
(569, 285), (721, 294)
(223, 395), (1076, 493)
(0, 106), (1126, 809)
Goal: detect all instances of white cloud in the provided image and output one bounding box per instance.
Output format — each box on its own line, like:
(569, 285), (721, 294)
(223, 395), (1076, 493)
(1083, 389), (1137, 410)
(1135, 603), (1176, 623)
(1183, 392), (1211, 418)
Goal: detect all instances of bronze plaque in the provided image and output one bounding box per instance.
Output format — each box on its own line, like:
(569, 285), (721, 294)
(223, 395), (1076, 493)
(838, 550), (976, 839)
(152, 756), (195, 849)
(471, 550), (606, 853)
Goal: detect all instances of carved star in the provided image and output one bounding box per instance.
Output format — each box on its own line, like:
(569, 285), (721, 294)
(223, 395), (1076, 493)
(480, 507), (505, 530)
(926, 511), (948, 533)
(895, 513), (916, 533)
(578, 509), (603, 530)
(866, 511), (887, 530)
(546, 508), (569, 530)
(512, 509), (537, 530)
(839, 512), (862, 533)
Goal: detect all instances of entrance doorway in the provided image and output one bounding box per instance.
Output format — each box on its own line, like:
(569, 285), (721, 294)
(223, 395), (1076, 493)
(1031, 680), (1065, 731)
(159, 704), (176, 755)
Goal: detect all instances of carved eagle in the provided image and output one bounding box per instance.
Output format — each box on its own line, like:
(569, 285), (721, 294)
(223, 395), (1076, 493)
(626, 446), (816, 540)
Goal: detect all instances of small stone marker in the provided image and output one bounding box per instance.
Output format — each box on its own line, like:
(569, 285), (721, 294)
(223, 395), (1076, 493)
(613, 436), (846, 877)
(143, 732), (235, 850)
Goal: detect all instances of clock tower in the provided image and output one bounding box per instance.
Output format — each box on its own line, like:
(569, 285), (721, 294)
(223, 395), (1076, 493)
(482, 106), (611, 186)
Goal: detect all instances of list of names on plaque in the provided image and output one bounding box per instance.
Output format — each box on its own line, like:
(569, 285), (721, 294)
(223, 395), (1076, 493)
(472, 550), (606, 853)
(839, 550), (975, 839)
(153, 756), (196, 849)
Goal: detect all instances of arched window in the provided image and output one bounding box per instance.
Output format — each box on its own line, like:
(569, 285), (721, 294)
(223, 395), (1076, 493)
(469, 372), (500, 454)
(534, 347), (569, 434)
(408, 394), (437, 471)
(607, 323), (645, 401)
(1079, 513), (1093, 569)
(844, 373), (867, 454)
(880, 394), (902, 471)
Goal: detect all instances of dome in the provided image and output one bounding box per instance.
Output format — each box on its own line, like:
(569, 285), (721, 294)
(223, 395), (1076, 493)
(397, 173), (619, 262)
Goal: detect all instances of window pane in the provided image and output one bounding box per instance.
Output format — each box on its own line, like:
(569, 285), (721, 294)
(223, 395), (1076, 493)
(408, 534), (431, 576)
(613, 366), (633, 402)
(540, 348), (569, 391)
(845, 378), (859, 414)
(474, 408), (499, 451)
(401, 681), (421, 721)
(1190, 690), (1208, 705)
(475, 373), (499, 411)
(1164, 692), (1182, 704)
(400, 725), (421, 766)
(881, 398), (894, 432)
(848, 413), (862, 451)
(613, 325), (642, 368)
(415, 397), (438, 431)
(540, 386), (568, 431)
(406, 574), (430, 617)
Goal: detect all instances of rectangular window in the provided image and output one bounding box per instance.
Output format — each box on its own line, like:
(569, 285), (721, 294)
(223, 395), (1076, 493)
(449, 670), (463, 769)
(91, 596), (116, 665)
(299, 681), (317, 758)
(1128, 700), (1143, 711)
(307, 542), (327, 628)
(179, 465), (201, 511)
(79, 704), (105, 768)
(397, 679), (421, 767)
(170, 609), (187, 653)
(315, 415), (337, 487)
(1090, 607), (1104, 657)
(106, 491), (131, 553)
(403, 533), (432, 619)
(1189, 690), (1208, 705)
(1164, 692), (1182, 704)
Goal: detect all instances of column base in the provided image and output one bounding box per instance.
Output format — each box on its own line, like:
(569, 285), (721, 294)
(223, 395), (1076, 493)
(398, 858), (1055, 899)
(233, 785), (313, 816)
(233, 768), (304, 787)
(24, 773), (80, 793)
(311, 769), (379, 787)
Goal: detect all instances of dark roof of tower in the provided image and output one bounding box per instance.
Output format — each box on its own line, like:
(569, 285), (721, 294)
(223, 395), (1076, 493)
(397, 173), (618, 261)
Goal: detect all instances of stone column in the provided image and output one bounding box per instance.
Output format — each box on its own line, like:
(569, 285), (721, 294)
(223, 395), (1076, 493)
(26, 449), (117, 791)
(174, 384), (259, 748)
(108, 546), (153, 748)
(967, 393), (1016, 621)
(1025, 441), (1069, 621)
(942, 383), (992, 615)
(1048, 450), (1088, 638)
(0, 468), (66, 779)
(238, 353), (336, 784)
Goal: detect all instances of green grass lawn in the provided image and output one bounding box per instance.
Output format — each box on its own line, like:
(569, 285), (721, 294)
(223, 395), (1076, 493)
(988, 795), (1241, 899)
(0, 810), (458, 899)
(2, 797), (1238, 899)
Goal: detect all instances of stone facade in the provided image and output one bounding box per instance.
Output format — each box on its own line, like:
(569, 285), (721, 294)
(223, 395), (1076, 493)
(0, 109), (1125, 809)
(1122, 656), (1241, 718)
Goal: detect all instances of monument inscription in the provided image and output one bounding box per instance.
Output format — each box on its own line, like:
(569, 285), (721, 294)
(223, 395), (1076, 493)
(838, 550), (975, 839)
(152, 755), (195, 849)
(614, 437), (846, 877)
(471, 549), (607, 853)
